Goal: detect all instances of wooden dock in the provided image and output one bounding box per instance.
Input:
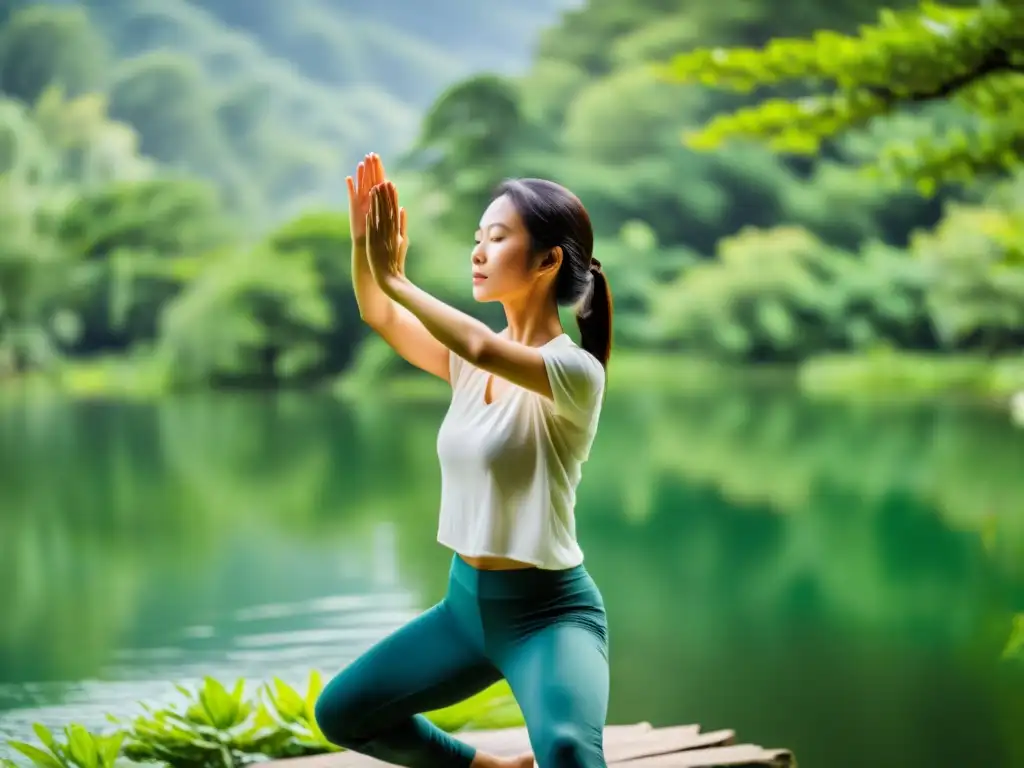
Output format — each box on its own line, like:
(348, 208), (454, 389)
(270, 722), (794, 768)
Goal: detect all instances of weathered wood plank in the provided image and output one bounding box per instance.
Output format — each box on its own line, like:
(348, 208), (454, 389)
(262, 723), (794, 768)
(606, 726), (735, 763)
(623, 743), (795, 768)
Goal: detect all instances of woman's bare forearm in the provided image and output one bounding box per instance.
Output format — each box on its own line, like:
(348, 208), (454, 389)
(351, 238), (451, 380)
(352, 237), (395, 327)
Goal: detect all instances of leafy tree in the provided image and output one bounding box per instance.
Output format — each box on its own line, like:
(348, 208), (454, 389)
(0, 172), (73, 373)
(108, 53), (219, 169)
(0, 6), (107, 105)
(56, 177), (234, 353)
(911, 174), (1024, 350)
(662, 1), (1024, 194)
(651, 225), (935, 361)
(267, 211), (367, 373)
(650, 168), (1024, 364)
(410, 74), (527, 233)
(0, 88), (156, 372)
(157, 244), (332, 388)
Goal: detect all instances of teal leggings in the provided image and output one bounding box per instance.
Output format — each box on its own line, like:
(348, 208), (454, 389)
(314, 554), (609, 768)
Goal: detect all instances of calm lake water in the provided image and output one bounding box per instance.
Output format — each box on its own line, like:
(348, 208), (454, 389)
(2, 385), (1024, 768)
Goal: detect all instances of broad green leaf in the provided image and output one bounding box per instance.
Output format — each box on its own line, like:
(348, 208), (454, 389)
(98, 732), (124, 768)
(31, 726), (57, 756)
(7, 741), (66, 768)
(65, 725), (98, 768)
(271, 678), (305, 721)
(200, 677), (240, 730)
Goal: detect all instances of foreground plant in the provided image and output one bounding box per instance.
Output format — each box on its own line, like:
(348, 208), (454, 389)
(116, 677), (283, 768)
(663, 1), (1024, 194)
(257, 671), (336, 757)
(7, 724), (123, 768)
(4, 673), (523, 768)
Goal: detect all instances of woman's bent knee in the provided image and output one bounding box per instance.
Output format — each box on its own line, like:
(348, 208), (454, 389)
(313, 674), (369, 749)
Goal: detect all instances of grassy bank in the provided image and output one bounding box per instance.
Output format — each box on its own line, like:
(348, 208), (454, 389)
(799, 351), (1024, 404)
(358, 349), (1024, 406)
(3, 348), (1022, 407)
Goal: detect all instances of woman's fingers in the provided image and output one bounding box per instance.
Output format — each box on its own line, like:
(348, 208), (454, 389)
(346, 175), (355, 201)
(372, 154), (383, 187)
(366, 182), (402, 239)
(387, 184), (399, 231)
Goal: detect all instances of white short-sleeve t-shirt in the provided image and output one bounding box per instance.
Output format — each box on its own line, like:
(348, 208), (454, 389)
(435, 333), (605, 570)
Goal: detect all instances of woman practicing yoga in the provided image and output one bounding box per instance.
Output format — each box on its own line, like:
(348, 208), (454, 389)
(314, 153), (614, 768)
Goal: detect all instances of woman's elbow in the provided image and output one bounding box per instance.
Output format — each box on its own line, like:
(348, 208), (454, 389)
(462, 333), (493, 367)
(358, 301), (392, 331)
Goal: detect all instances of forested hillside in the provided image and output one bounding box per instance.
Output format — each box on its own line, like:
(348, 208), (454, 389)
(412, 0), (1023, 357)
(0, 0), (1020, 392)
(0, 0), (573, 218)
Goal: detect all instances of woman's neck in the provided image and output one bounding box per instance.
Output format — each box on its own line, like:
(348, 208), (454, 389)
(501, 301), (563, 347)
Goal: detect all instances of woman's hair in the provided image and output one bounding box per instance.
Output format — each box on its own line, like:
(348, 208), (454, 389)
(493, 178), (613, 367)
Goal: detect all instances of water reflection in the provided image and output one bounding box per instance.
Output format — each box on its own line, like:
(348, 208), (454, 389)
(1, 387), (1022, 768)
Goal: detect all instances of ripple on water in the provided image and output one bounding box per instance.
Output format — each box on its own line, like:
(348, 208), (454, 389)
(0, 592), (421, 754)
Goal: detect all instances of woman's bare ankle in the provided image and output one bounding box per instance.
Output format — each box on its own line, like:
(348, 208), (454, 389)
(470, 751), (534, 768)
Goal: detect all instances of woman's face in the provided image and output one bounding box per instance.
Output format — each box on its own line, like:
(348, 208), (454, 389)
(470, 195), (553, 303)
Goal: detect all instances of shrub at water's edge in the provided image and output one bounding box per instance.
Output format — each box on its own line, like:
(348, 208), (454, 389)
(3, 674), (523, 768)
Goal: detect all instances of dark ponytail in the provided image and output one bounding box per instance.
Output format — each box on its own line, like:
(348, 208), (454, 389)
(493, 177), (612, 367)
(576, 258), (613, 367)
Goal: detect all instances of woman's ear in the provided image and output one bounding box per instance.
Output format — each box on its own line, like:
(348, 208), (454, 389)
(538, 246), (562, 274)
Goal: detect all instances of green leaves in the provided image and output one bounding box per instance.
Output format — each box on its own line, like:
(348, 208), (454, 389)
(665, 1), (1024, 192)
(683, 92), (889, 154)
(652, 170), (1024, 363)
(1004, 613), (1024, 660)
(258, 671), (335, 755)
(6, 724), (123, 768)
(190, 678), (251, 732)
(7, 742), (63, 768)
(0, 673), (522, 768)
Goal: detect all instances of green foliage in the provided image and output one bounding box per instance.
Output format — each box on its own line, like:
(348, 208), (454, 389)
(258, 672), (335, 756)
(0, 0), (567, 220)
(59, 178), (229, 260)
(414, 0), (952, 270)
(0, 6), (108, 105)
(799, 350), (1024, 398)
(7, 724), (123, 768)
(1005, 614), (1024, 660)
(663, 1), (1024, 192)
(0, 0), (1021, 389)
(411, 74), (528, 232)
(0, 674), (522, 768)
(157, 245), (332, 388)
(653, 226), (933, 361)
(119, 676), (282, 767)
(653, 171), (1024, 363)
(0, 87), (155, 373)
